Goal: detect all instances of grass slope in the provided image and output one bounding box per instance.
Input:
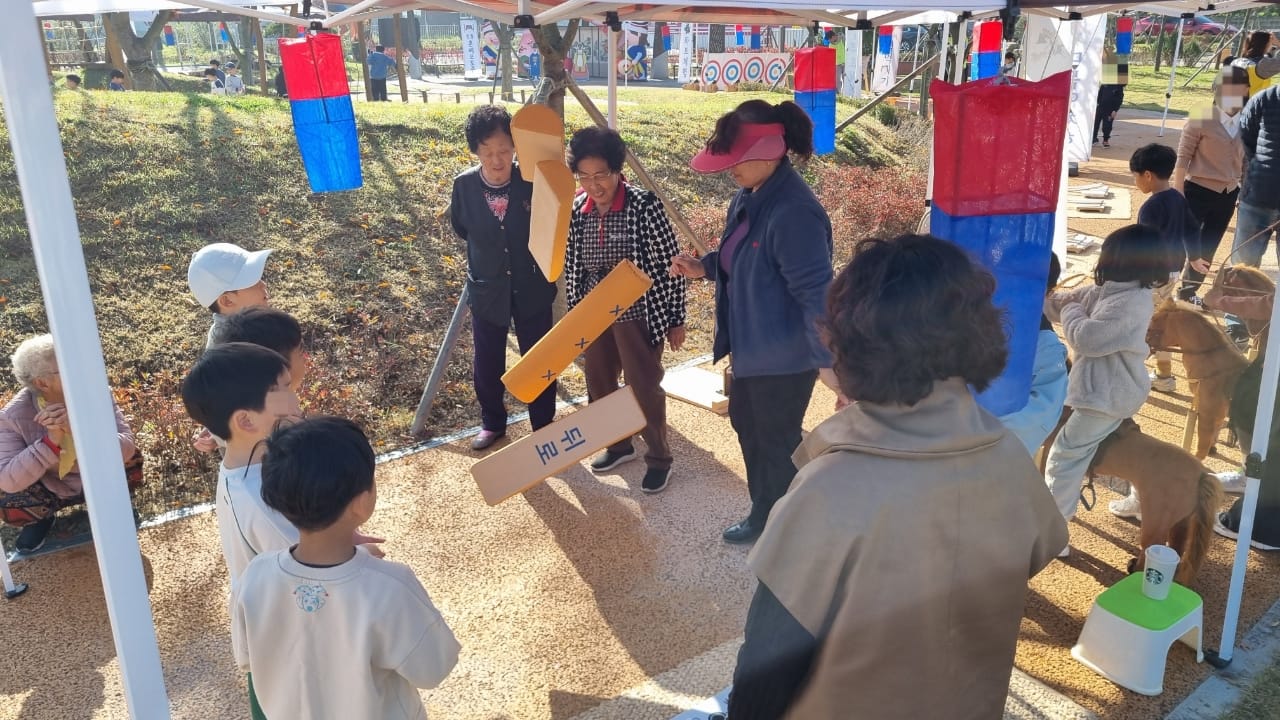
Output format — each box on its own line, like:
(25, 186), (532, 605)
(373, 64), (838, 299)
(0, 85), (925, 518)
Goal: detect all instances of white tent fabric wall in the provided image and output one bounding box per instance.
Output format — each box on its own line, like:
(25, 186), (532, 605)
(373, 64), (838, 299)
(843, 27), (863, 98)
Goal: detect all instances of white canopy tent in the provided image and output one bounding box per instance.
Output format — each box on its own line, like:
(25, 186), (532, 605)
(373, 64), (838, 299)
(9, 0), (1280, 715)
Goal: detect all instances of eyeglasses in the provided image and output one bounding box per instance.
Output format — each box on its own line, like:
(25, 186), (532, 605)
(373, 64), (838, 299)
(575, 171), (617, 184)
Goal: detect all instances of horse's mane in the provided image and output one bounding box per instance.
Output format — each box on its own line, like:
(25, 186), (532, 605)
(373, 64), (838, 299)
(1161, 300), (1225, 334)
(1227, 264), (1276, 291)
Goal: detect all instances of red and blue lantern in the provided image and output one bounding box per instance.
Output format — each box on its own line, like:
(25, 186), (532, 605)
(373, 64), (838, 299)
(750, 26), (761, 50)
(794, 47), (836, 155)
(163, 25), (176, 47)
(1116, 16), (1134, 56)
(219, 22), (230, 43)
(735, 25), (744, 46)
(878, 26), (894, 55)
(279, 32), (363, 193)
(969, 20), (1003, 81)
(928, 71), (1071, 415)
(661, 24), (671, 52)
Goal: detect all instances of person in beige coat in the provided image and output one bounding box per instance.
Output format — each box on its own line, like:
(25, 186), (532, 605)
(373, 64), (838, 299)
(728, 234), (1067, 719)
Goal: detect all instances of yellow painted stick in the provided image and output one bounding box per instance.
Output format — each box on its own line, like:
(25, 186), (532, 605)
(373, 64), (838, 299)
(511, 104), (566, 183)
(529, 159), (574, 282)
(502, 259), (653, 403)
(471, 386), (646, 505)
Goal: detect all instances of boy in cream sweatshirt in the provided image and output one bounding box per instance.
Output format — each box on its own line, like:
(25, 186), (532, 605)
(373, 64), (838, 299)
(231, 417), (460, 719)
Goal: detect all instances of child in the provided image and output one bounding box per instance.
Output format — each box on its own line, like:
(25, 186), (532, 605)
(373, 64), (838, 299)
(204, 68), (227, 95)
(193, 307), (308, 454)
(209, 58), (226, 83)
(187, 242), (272, 349)
(999, 51), (1018, 77)
(998, 252), (1069, 455)
(65, 74), (81, 90)
(180, 343), (303, 584)
(1044, 225), (1169, 552)
(1131, 143), (1205, 394)
(232, 417), (460, 718)
(224, 61), (245, 96)
(108, 69), (126, 91)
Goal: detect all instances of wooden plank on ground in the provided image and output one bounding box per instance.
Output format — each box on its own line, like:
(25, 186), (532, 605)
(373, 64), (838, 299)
(471, 386), (646, 505)
(662, 367), (729, 414)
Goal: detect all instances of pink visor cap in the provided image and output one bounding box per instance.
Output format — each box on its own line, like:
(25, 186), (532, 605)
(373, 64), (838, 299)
(690, 122), (787, 174)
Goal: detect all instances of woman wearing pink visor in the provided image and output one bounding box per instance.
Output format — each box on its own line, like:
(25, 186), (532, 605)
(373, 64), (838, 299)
(671, 99), (840, 545)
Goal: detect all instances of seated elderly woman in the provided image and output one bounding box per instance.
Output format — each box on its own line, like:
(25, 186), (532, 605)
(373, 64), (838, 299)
(728, 234), (1067, 719)
(0, 334), (138, 552)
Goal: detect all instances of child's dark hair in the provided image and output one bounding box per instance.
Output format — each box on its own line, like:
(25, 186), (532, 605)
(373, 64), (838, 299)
(568, 126), (627, 173)
(181, 342), (290, 441)
(464, 104), (513, 153)
(261, 416), (375, 532)
(705, 99), (814, 161)
(212, 307), (303, 358)
(1129, 144), (1177, 179)
(109, 69), (125, 80)
(1094, 224), (1171, 289)
(203, 68), (218, 78)
(1046, 251), (1062, 295)
(66, 74), (81, 85)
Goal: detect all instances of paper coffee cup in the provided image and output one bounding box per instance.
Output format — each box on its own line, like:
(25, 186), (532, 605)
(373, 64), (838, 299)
(1142, 544), (1181, 600)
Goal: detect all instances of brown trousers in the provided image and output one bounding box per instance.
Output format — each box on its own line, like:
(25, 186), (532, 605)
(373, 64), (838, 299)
(584, 320), (672, 470)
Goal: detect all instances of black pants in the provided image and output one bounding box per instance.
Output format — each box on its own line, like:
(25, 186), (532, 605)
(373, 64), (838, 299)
(471, 307), (557, 433)
(729, 369), (818, 528)
(1226, 356), (1280, 545)
(1180, 180), (1240, 299)
(1092, 110), (1115, 142)
(369, 77), (389, 101)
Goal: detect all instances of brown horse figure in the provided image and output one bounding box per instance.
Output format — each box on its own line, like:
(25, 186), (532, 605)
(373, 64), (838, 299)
(1212, 264), (1276, 347)
(1147, 300), (1251, 459)
(1041, 412), (1222, 585)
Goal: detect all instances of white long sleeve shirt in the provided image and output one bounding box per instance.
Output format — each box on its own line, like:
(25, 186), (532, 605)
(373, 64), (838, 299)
(216, 462), (298, 585)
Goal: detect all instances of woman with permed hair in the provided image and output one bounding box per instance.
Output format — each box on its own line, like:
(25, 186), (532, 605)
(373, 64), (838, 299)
(670, 99), (840, 544)
(564, 126), (686, 494)
(450, 106), (558, 451)
(1232, 31), (1279, 98)
(728, 234), (1066, 719)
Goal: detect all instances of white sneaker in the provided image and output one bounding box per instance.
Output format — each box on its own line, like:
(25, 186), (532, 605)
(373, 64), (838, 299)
(1109, 494), (1142, 520)
(1216, 471), (1248, 495)
(1058, 544), (1071, 558)
(1150, 373), (1177, 393)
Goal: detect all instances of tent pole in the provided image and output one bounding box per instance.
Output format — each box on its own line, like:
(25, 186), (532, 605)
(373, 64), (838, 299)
(607, 22), (618, 128)
(1212, 275), (1280, 665)
(0, 1), (170, 715)
(394, 13), (409, 102)
(565, 77), (706, 254)
(1159, 18), (1185, 137)
(409, 285), (469, 436)
(837, 52), (939, 133)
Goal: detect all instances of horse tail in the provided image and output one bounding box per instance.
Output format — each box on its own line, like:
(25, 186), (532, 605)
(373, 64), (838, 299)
(1178, 472), (1224, 583)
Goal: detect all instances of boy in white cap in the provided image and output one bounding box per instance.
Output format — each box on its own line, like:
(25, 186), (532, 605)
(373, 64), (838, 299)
(188, 243), (273, 350)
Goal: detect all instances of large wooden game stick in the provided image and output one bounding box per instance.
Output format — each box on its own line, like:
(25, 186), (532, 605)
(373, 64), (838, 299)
(511, 104), (566, 182)
(470, 386), (647, 505)
(530, 159), (574, 282)
(502, 259), (652, 403)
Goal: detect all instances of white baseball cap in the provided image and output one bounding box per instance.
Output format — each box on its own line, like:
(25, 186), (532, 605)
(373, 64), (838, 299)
(187, 243), (273, 308)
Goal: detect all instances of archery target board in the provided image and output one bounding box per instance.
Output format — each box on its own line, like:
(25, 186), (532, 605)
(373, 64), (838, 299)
(701, 53), (788, 89)
(722, 58), (744, 85)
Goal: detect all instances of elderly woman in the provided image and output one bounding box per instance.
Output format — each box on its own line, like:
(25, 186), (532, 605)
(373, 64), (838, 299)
(670, 99), (838, 544)
(728, 234), (1067, 718)
(451, 105), (558, 451)
(0, 334), (137, 552)
(565, 126), (686, 494)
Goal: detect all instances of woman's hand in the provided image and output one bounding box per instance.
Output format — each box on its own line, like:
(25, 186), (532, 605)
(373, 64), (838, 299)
(192, 427), (218, 454)
(667, 325), (686, 351)
(1189, 258), (1211, 275)
(353, 528), (386, 558)
(670, 254), (706, 279)
(35, 403), (68, 447)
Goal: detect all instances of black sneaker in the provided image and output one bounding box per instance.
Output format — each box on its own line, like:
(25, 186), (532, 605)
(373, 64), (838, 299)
(722, 519), (762, 545)
(641, 467), (670, 494)
(15, 515), (55, 553)
(590, 448), (637, 473)
(1215, 511), (1280, 551)
(1227, 325), (1252, 352)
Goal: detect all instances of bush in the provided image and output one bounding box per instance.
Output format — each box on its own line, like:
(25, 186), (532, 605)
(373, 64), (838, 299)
(813, 164), (927, 265)
(874, 102), (900, 128)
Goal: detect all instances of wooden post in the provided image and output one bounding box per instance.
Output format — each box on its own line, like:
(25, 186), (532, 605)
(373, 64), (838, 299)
(355, 21), (371, 101)
(253, 18), (268, 94)
(103, 20), (132, 89)
(565, 77), (706, 254)
(393, 13), (409, 102)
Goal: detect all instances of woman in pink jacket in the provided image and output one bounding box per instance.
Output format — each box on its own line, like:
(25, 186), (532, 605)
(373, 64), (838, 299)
(0, 334), (137, 552)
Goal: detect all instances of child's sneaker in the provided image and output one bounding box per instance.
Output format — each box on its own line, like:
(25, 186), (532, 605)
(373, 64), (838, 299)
(1215, 470), (1248, 495)
(1109, 494), (1142, 520)
(1214, 512), (1280, 551)
(1150, 373), (1176, 393)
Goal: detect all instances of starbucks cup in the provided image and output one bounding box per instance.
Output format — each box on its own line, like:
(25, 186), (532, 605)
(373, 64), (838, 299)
(1141, 545), (1181, 600)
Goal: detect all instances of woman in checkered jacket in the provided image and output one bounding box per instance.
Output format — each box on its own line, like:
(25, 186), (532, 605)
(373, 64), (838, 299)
(564, 127), (687, 495)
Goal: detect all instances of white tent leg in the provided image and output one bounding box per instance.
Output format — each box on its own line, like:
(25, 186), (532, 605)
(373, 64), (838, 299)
(1214, 281), (1280, 665)
(938, 22), (953, 87)
(1159, 18), (1186, 137)
(0, 3), (170, 715)
(608, 23), (618, 128)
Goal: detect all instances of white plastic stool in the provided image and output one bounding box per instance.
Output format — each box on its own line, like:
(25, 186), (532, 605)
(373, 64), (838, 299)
(1071, 573), (1202, 696)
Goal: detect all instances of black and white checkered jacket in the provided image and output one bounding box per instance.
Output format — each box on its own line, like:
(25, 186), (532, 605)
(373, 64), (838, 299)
(565, 183), (687, 347)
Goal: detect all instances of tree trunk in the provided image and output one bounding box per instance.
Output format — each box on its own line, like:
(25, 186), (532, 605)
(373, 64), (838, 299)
(496, 23), (515, 101)
(1154, 17), (1167, 72)
(530, 19), (580, 118)
(103, 11), (174, 90)
(709, 24), (725, 53)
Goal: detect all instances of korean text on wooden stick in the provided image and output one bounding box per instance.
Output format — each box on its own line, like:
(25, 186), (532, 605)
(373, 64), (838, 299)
(471, 386), (647, 505)
(502, 260), (652, 403)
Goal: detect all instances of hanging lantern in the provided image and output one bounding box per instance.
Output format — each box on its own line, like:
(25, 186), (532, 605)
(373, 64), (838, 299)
(278, 32), (363, 193)
(969, 20), (1003, 80)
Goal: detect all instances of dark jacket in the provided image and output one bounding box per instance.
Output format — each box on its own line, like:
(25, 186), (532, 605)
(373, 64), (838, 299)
(699, 158), (834, 377)
(1096, 84), (1125, 114)
(450, 164), (557, 327)
(1240, 85), (1280, 210)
